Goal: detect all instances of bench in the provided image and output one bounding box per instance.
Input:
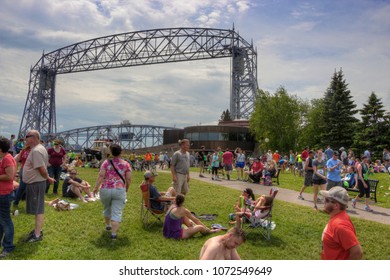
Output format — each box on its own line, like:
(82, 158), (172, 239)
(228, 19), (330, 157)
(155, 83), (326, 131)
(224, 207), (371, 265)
(272, 168), (281, 185)
(346, 179), (379, 203)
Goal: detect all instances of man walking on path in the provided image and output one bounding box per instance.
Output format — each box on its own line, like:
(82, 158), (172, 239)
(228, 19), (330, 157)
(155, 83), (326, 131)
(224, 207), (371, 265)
(326, 151), (343, 190)
(320, 187), (363, 260)
(298, 150), (314, 200)
(222, 148), (234, 180)
(22, 130), (55, 242)
(197, 146), (206, 178)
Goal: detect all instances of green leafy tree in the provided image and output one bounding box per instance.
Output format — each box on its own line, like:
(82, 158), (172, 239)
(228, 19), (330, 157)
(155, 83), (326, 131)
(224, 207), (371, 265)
(353, 92), (390, 159)
(249, 87), (304, 153)
(298, 98), (326, 149)
(322, 69), (359, 148)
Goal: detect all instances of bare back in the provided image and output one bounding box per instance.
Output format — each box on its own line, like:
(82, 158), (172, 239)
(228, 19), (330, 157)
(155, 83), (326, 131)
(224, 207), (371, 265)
(199, 235), (240, 260)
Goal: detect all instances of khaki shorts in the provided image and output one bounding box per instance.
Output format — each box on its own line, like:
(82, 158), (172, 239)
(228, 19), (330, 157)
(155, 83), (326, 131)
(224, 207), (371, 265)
(173, 173), (189, 195)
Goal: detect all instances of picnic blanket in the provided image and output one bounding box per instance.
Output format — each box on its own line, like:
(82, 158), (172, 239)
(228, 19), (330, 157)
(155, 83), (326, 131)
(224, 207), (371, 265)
(191, 212), (218, 220)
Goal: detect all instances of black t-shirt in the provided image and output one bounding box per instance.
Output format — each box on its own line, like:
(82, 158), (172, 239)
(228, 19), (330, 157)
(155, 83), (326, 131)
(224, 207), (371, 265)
(62, 176), (82, 195)
(197, 151), (205, 162)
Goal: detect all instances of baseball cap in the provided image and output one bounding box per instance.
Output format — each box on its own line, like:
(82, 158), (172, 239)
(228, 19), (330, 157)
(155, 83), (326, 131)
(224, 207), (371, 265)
(144, 171), (158, 179)
(320, 187), (349, 207)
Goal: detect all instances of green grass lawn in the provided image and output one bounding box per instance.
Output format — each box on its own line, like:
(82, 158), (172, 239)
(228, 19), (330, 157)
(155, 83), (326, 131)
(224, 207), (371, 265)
(191, 166), (390, 208)
(9, 167), (390, 260)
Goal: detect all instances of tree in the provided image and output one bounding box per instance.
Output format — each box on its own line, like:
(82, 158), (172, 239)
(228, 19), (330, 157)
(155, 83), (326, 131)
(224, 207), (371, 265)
(322, 69), (359, 149)
(353, 92), (390, 159)
(249, 87), (304, 153)
(298, 98), (326, 149)
(219, 109), (232, 121)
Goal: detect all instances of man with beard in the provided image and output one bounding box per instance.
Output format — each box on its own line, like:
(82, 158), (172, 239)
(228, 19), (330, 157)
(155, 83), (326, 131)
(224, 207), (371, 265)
(319, 187), (363, 260)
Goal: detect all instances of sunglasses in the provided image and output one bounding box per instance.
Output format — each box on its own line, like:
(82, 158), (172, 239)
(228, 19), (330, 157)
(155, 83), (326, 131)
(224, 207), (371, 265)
(25, 135), (34, 138)
(70, 173), (77, 175)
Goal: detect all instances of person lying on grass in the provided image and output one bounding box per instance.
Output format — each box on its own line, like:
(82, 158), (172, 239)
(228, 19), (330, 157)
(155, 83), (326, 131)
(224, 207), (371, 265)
(163, 194), (221, 239)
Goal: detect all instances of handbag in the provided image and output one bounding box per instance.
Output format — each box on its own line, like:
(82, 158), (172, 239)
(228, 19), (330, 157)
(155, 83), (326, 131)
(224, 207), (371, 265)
(109, 159), (126, 184)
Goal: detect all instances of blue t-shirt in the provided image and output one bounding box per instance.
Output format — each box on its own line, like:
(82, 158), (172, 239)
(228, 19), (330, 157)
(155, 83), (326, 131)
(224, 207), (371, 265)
(149, 184), (164, 210)
(326, 158), (342, 182)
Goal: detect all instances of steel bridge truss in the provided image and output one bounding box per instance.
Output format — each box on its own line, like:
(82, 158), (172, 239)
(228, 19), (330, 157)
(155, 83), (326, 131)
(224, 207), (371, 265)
(18, 27), (258, 141)
(55, 124), (178, 151)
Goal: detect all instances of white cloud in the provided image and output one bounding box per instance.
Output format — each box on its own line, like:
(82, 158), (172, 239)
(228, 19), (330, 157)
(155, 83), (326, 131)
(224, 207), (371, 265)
(0, 0), (389, 139)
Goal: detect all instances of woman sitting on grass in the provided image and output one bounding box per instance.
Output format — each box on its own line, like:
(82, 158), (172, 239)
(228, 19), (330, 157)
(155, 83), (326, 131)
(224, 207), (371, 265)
(233, 195), (274, 229)
(163, 194), (220, 239)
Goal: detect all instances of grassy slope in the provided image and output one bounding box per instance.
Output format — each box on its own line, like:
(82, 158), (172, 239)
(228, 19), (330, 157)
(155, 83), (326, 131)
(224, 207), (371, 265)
(9, 168), (390, 260)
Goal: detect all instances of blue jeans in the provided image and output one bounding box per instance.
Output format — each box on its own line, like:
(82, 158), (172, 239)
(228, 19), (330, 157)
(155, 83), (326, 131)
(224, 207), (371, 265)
(47, 165), (62, 194)
(0, 194), (15, 253)
(13, 167), (26, 206)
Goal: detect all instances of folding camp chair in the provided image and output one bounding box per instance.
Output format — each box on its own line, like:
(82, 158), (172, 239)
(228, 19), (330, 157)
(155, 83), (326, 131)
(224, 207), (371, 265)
(242, 187), (278, 240)
(140, 183), (167, 228)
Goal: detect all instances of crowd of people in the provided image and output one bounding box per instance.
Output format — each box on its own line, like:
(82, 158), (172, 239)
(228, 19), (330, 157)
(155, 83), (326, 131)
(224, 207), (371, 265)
(1, 131), (388, 260)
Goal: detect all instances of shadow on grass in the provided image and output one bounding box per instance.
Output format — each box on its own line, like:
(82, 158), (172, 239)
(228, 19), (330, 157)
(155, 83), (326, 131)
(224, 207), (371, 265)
(14, 234), (41, 260)
(245, 232), (285, 248)
(90, 231), (131, 251)
(140, 222), (164, 232)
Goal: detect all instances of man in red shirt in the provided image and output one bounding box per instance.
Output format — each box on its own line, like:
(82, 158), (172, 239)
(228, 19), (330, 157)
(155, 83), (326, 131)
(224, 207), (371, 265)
(222, 148), (234, 180)
(248, 157), (264, 183)
(0, 137), (17, 258)
(319, 187), (363, 260)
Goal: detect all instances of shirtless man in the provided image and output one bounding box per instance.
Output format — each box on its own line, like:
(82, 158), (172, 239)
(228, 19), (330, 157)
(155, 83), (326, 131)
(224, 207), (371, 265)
(199, 227), (246, 260)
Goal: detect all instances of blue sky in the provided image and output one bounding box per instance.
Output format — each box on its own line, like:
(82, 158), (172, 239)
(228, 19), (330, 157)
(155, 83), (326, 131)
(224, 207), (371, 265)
(0, 0), (389, 138)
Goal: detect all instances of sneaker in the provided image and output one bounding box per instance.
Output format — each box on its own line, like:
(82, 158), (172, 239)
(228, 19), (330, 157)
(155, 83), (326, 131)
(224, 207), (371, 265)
(0, 250), (11, 259)
(106, 225), (112, 231)
(364, 206), (374, 212)
(110, 234), (117, 240)
(351, 199), (356, 208)
(314, 205), (318, 210)
(298, 195), (305, 200)
(26, 234), (43, 243)
(25, 230), (43, 241)
(199, 174), (205, 178)
(317, 198), (322, 202)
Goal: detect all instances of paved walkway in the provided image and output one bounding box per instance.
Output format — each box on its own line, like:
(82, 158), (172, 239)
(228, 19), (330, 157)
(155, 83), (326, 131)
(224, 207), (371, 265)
(189, 171), (390, 226)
